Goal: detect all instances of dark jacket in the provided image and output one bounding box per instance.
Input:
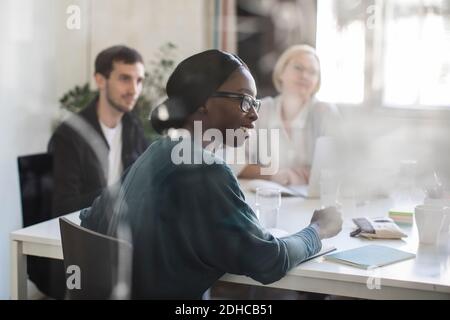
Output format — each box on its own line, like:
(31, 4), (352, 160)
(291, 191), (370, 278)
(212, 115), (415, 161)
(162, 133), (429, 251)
(48, 96), (148, 218)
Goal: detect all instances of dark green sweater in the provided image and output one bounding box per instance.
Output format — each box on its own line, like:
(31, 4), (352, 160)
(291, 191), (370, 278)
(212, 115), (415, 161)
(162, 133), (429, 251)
(80, 137), (321, 299)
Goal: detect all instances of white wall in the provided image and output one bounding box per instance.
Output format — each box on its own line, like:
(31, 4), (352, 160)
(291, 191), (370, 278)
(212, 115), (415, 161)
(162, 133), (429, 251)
(0, 0), (58, 300)
(0, 0), (214, 299)
(90, 0), (210, 79)
(55, 0), (92, 100)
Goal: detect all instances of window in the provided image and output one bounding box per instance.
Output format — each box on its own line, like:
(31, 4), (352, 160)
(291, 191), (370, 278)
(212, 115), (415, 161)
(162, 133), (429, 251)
(316, 0), (366, 104)
(316, 0), (450, 109)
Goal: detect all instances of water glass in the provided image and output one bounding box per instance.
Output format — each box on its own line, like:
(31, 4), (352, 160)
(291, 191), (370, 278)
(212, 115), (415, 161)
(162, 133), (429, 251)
(255, 188), (281, 228)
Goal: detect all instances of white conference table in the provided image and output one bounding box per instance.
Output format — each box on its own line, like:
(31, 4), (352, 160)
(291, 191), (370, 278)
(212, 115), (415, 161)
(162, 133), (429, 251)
(10, 183), (450, 300)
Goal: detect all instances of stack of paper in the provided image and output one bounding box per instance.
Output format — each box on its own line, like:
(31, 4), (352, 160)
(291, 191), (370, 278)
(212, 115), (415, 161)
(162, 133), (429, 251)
(245, 179), (307, 197)
(388, 209), (413, 225)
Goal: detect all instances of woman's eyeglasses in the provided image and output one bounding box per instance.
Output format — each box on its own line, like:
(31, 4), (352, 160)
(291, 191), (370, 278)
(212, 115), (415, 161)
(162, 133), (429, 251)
(292, 64), (319, 77)
(210, 91), (261, 113)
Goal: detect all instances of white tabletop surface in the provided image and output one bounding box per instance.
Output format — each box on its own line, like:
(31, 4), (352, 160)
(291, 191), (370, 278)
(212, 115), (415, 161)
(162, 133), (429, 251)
(10, 180), (450, 297)
(10, 212), (80, 247)
(238, 180), (450, 293)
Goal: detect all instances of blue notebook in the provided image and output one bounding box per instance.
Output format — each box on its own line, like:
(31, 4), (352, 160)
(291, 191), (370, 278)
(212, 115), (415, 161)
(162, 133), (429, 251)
(324, 245), (416, 270)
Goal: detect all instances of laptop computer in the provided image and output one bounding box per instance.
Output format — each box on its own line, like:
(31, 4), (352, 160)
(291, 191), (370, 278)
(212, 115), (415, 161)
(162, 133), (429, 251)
(246, 136), (339, 198)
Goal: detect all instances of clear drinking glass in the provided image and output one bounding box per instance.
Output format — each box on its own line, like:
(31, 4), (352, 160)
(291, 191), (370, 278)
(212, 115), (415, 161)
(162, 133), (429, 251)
(320, 169), (340, 208)
(255, 187), (281, 229)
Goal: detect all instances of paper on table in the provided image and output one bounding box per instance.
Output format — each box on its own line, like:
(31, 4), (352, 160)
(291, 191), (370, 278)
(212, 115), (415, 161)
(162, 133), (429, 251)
(246, 179), (307, 197)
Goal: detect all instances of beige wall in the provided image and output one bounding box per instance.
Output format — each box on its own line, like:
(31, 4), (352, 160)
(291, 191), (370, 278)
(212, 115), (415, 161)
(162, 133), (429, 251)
(54, 0), (215, 97)
(89, 0), (211, 81)
(55, 0), (92, 100)
(55, 0), (242, 97)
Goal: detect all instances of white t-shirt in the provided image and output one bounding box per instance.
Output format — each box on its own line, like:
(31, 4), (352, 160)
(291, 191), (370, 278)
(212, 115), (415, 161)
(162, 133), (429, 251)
(100, 121), (123, 186)
(254, 96), (339, 170)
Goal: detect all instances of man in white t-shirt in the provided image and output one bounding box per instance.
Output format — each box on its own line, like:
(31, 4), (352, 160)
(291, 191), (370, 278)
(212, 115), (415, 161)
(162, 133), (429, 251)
(49, 45), (149, 218)
(44, 46), (148, 298)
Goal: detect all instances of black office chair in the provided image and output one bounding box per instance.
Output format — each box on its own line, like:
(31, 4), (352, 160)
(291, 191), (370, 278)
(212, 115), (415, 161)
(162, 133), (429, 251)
(17, 153), (67, 299)
(59, 217), (133, 299)
(17, 153), (53, 227)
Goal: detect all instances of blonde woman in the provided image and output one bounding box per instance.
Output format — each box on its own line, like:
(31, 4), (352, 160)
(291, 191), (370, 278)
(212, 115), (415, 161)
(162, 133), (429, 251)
(240, 45), (339, 186)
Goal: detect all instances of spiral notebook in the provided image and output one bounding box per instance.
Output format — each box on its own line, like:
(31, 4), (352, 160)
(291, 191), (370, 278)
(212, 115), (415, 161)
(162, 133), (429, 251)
(324, 245), (416, 270)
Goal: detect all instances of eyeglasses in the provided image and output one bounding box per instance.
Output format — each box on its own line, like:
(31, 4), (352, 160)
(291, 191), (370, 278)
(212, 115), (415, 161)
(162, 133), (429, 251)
(292, 64), (319, 77)
(210, 91), (261, 113)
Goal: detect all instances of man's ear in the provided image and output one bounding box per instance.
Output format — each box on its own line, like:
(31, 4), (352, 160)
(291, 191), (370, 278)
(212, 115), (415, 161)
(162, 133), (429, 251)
(94, 73), (106, 90)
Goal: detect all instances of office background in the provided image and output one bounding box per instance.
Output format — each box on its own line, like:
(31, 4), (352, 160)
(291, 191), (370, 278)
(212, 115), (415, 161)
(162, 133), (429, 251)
(1, 0), (450, 299)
